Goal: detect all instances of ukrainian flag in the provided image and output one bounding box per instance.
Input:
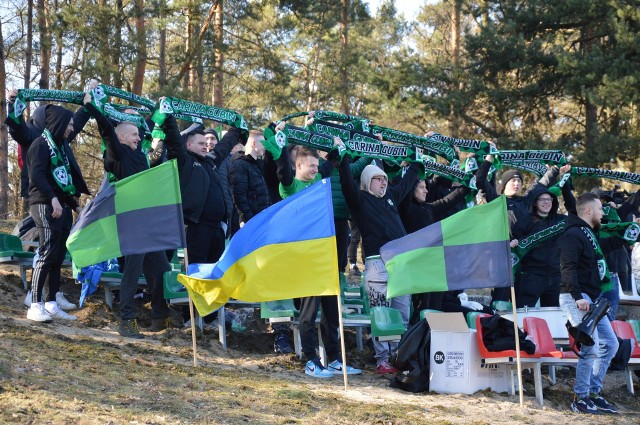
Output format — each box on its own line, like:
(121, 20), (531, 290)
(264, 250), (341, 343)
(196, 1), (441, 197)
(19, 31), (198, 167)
(178, 179), (339, 316)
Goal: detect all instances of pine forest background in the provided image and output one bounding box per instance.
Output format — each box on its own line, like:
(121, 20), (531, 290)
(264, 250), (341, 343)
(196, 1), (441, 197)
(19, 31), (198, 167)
(0, 0), (639, 219)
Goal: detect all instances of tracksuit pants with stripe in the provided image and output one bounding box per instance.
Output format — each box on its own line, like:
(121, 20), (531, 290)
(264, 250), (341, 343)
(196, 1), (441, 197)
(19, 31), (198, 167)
(30, 203), (72, 304)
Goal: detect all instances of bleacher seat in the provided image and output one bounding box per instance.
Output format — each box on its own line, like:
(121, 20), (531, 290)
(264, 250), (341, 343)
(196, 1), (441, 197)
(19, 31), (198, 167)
(370, 306), (405, 342)
(491, 300), (513, 312)
(0, 233), (36, 289)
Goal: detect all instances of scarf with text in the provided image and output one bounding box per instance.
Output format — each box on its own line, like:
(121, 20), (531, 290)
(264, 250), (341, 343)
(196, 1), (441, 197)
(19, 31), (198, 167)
(43, 129), (76, 195)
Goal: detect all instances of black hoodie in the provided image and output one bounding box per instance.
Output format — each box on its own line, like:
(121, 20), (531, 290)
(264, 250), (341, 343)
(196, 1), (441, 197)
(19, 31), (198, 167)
(26, 105), (84, 209)
(512, 186), (576, 276)
(7, 103), (91, 197)
(559, 214), (629, 301)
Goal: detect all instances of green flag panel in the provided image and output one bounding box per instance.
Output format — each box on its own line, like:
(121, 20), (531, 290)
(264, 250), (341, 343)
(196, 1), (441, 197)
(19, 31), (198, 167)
(386, 247), (448, 298)
(66, 215), (121, 268)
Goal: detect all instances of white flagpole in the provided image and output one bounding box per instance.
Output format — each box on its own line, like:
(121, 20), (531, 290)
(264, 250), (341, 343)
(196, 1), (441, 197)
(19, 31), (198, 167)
(510, 286), (523, 407)
(183, 247), (198, 367)
(336, 294), (348, 390)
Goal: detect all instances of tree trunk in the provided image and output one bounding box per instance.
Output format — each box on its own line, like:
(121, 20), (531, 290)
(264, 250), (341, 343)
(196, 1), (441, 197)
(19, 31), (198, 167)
(0, 20), (9, 218)
(212, 0), (224, 107)
(53, 0), (63, 90)
(37, 0), (51, 90)
(112, 0), (123, 88)
(449, 0), (461, 137)
(98, 0), (111, 85)
(132, 0), (146, 95)
(25, 0), (33, 115)
(339, 0), (350, 114)
(158, 0), (167, 90)
(581, 26), (599, 164)
(306, 42), (321, 112)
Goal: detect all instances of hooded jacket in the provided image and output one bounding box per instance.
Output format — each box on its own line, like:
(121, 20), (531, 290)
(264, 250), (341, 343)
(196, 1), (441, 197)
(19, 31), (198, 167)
(559, 214), (629, 301)
(339, 157), (420, 257)
(8, 103), (91, 197)
(26, 105), (87, 209)
(229, 152), (271, 224)
(400, 183), (469, 234)
(512, 186), (576, 276)
(475, 159), (558, 225)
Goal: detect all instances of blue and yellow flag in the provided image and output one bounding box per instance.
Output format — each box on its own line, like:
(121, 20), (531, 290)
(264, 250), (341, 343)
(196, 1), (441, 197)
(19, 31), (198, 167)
(178, 179), (339, 316)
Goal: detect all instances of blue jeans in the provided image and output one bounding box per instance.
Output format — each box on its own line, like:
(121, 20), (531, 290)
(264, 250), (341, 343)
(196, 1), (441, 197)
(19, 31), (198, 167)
(364, 257), (410, 365)
(600, 272), (620, 321)
(559, 293), (619, 398)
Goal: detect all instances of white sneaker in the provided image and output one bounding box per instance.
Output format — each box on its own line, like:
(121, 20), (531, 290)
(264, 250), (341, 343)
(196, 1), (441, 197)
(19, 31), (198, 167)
(24, 290), (32, 307)
(27, 302), (52, 323)
(55, 292), (77, 310)
(45, 301), (77, 321)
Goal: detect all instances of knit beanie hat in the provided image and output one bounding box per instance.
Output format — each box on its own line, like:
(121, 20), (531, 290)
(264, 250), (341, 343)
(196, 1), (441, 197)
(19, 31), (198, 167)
(360, 164), (388, 197)
(498, 170), (523, 194)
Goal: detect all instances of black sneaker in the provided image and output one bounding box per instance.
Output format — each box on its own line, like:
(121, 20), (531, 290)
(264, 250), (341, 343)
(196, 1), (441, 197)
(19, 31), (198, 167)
(149, 317), (169, 332)
(570, 396), (602, 415)
(119, 319), (144, 339)
(349, 264), (361, 277)
(589, 394), (618, 414)
(274, 334), (293, 354)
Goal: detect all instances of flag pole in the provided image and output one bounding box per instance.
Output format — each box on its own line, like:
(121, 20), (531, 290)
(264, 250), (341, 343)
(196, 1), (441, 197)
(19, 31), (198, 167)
(510, 286), (523, 407)
(336, 292), (348, 390)
(183, 247), (198, 367)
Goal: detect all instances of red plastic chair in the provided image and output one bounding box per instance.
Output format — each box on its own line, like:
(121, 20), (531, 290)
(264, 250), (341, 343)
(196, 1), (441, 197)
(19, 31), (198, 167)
(475, 314), (541, 359)
(611, 320), (640, 358)
(523, 317), (577, 359)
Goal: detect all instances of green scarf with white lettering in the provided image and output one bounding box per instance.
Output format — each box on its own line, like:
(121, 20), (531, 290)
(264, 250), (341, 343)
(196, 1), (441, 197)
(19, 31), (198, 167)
(9, 89), (85, 123)
(42, 129), (76, 195)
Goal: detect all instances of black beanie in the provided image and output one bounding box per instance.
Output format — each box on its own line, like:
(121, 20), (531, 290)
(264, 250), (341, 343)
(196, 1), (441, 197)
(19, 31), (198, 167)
(498, 170), (523, 194)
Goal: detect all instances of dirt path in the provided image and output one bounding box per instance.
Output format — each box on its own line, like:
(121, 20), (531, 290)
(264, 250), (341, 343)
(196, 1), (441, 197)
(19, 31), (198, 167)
(0, 269), (639, 424)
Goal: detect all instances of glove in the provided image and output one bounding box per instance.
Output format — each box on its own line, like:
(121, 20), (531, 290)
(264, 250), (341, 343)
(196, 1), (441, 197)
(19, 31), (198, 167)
(457, 293), (468, 302)
(461, 300), (483, 311)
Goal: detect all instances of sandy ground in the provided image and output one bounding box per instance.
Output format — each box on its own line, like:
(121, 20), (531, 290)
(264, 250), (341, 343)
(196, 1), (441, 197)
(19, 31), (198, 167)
(0, 266), (639, 424)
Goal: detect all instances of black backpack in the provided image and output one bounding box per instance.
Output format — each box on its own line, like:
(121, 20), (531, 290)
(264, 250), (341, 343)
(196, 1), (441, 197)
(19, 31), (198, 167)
(389, 319), (431, 393)
(609, 337), (632, 371)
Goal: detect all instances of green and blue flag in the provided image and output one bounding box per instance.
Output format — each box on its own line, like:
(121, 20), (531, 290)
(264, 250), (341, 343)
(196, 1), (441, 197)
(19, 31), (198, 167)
(381, 196), (512, 298)
(67, 160), (186, 268)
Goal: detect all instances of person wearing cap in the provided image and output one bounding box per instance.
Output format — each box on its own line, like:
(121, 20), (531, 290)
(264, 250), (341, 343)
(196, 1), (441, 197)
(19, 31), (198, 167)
(475, 145), (560, 226)
(339, 155), (421, 374)
(475, 145), (562, 302)
(511, 166), (576, 308)
(204, 128), (219, 152)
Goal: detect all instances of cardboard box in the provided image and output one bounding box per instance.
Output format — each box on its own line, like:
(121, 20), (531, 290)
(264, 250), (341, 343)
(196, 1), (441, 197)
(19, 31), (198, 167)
(426, 312), (510, 394)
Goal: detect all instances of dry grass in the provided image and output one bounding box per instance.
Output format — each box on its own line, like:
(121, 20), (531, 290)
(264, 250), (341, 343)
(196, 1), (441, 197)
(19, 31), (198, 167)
(0, 265), (639, 424)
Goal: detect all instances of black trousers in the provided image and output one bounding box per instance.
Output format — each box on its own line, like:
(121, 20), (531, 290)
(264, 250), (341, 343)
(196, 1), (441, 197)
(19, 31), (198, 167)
(335, 219), (350, 272)
(347, 220), (361, 265)
(120, 250), (171, 320)
(295, 295), (340, 362)
(515, 272), (560, 308)
(30, 204), (72, 303)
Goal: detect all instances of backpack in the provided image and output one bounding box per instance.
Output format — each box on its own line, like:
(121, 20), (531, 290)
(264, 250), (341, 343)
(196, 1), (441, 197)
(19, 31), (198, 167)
(480, 314), (536, 354)
(389, 319), (431, 393)
(609, 337), (632, 371)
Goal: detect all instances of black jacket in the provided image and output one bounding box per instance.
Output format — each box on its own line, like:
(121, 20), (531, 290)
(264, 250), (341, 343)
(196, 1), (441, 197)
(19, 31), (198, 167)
(339, 157), (420, 257)
(475, 159), (558, 226)
(8, 103), (91, 197)
(512, 186), (576, 276)
(85, 103), (149, 181)
(559, 214), (629, 301)
(229, 152), (271, 224)
(166, 121), (243, 224)
(400, 185), (469, 234)
(26, 105), (87, 209)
